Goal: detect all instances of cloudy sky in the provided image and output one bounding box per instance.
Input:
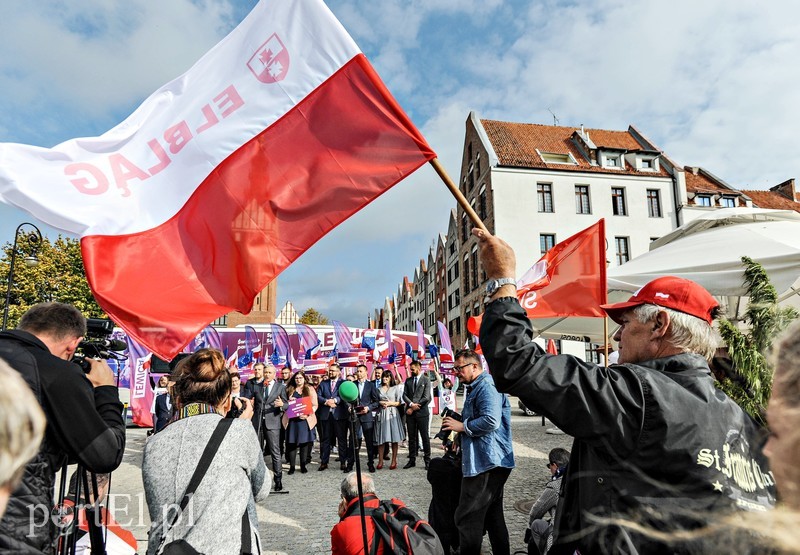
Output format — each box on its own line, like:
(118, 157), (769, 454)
(1, 0), (798, 328)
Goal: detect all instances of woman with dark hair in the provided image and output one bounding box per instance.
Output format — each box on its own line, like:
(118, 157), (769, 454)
(375, 371), (405, 470)
(142, 349), (268, 555)
(282, 371), (318, 474)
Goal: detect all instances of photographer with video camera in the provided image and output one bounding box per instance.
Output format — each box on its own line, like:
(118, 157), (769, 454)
(0, 302), (126, 554)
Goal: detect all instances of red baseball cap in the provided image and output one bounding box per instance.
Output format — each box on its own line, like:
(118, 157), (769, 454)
(601, 276), (719, 325)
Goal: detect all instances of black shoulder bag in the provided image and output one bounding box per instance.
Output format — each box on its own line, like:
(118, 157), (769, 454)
(156, 418), (253, 555)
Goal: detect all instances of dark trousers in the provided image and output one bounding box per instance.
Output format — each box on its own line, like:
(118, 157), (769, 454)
(454, 466), (512, 555)
(406, 414), (431, 462)
(357, 420), (376, 464)
(287, 442), (312, 471)
(262, 426), (282, 480)
(318, 416), (336, 464)
(335, 418), (352, 466)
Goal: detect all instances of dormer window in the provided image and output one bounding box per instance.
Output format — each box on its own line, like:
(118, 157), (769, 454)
(602, 153), (621, 169)
(696, 195), (712, 207)
(539, 151), (577, 165)
(637, 156), (660, 172)
(720, 196), (736, 208)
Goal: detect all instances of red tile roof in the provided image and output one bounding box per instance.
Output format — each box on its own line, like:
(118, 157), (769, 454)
(586, 129), (644, 151)
(685, 169), (730, 194)
(480, 119), (669, 177)
(741, 190), (800, 212)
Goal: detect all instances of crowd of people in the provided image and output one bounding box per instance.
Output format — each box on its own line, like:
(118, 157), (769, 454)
(2, 224), (800, 553)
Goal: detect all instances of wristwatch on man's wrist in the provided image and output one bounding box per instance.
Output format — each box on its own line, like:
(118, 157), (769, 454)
(485, 277), (516, 298)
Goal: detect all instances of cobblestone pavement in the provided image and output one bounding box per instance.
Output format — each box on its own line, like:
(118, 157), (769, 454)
(110, 398), (572, 554)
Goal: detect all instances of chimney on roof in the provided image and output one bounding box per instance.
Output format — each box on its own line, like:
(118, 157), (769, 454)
(691, 167), (699, 175)
(770, 178), (798, 202)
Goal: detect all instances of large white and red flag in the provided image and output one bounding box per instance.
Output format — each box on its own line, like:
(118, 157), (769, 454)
(0, 0), (435, 360)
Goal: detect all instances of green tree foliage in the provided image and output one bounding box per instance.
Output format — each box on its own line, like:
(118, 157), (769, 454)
(299, 307), (329, 325)
(717, 256), (799, 426)
(1, 234), (105, 328)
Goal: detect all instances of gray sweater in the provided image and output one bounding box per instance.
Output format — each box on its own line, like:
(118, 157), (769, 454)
(142, 414), (270, 554)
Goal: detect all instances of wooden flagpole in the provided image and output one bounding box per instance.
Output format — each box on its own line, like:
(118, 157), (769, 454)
(429, 158), (489, 233)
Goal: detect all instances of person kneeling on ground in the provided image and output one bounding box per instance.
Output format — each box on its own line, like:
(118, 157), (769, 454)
(331, 472), (443, 555)
(332, 472), (385, 554)
(525, 448), (570, 555)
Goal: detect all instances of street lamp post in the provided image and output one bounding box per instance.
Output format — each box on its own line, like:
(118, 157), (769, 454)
(2, 222), (43, 330)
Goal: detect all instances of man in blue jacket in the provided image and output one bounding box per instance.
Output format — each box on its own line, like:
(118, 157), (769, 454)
(442, 348), (514, 555)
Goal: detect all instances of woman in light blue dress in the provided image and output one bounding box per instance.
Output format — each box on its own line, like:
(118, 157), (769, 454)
(374, 372), (405, 469)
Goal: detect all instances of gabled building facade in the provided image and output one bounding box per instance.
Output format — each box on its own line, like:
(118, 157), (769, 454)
(379, 112), (796, 354)
(457, 112), (680, 339)
(445, 210), (462, 346)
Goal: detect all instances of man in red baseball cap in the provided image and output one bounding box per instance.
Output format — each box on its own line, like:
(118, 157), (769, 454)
(600, 276), (720, 365)
(470, 229), (775, 555)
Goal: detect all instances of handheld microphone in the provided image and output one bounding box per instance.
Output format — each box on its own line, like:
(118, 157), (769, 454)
(338, 381), (359, 404)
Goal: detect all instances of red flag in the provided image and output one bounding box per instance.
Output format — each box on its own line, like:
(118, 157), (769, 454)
(469, 219), (607, 333)
(546, 339), (558, 355)
(0, 0), (435, 361)
(517, 219), (607, 318)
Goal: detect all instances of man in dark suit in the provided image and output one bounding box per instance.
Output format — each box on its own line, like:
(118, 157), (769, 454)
(372, 365), (384, 388)
(153, 385), (173, 433)
(403, 360), (432, 469)
(243, 363), (287, 490)
(353, 364), (382, 472)
(317, 363), (344, 471)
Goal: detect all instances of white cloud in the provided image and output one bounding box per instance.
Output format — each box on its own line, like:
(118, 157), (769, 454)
(2, 0), (800, 328)
(0, 1), (240, 144)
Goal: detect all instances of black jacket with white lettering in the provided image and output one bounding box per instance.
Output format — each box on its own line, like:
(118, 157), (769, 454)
(0, 330), (126, 554)
(481, 298), (775, 555)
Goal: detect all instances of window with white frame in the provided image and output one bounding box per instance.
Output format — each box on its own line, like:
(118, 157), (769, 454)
(540, 234), (555, 255)
(538, 183), (554, 213)
(612, 187), (627, 216)
(647, 189), (662, 217)
(575, 185), (591, 214)
(615, 236), (630, 265)
(463, 255), (470, 292)
(720, 196), (736, 208)
(605, 155), (621, 168)
(540, 152), (577, 165)
(585, 342), (600, 364)
(471, 247), (478, 290)
(696, 195), (712, 207)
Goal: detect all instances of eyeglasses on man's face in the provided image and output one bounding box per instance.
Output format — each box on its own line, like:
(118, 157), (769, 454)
(454, 362), (476, 372)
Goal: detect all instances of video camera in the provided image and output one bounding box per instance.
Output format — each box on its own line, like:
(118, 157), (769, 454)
(435, 407), (462, 460)
(72, 318), (127, 373)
